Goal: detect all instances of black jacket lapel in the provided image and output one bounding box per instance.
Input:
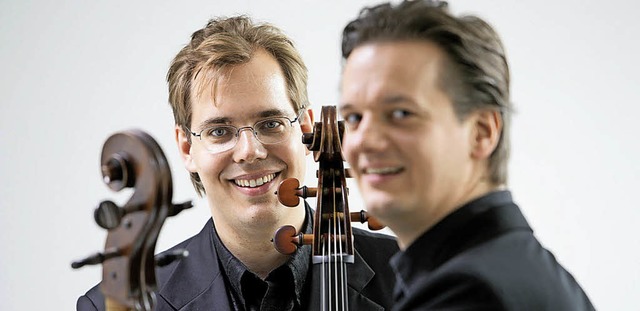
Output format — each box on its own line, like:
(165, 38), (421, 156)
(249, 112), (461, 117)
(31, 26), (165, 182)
(156, 219), (232, 310)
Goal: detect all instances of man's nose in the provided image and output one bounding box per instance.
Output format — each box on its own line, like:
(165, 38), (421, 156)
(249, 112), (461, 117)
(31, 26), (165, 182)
(232, 128), (268, 163)
(347, 116), (389, 153)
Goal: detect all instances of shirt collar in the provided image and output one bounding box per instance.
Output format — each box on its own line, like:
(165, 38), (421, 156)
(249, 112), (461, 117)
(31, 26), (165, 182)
(211, 202), (314, 307)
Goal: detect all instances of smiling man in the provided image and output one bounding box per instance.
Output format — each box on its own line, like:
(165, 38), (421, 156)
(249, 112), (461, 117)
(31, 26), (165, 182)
(338, 1), (594, 310)
(77, 15), (398, 311)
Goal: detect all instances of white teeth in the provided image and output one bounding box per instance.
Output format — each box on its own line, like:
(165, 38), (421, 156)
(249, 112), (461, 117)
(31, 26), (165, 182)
(365, 167), (402, 174)
(234, 173), (276, 188)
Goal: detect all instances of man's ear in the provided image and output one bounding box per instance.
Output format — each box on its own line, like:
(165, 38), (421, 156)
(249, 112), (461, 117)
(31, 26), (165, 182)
(470, 110), (502, 160)
(300, 107), (314, 133)
(175, 125), (198, 173)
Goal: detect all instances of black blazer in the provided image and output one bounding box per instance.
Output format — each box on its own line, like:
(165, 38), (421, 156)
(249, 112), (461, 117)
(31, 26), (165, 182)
(77, 218), (398, 310)
(390, 191), (595, 311)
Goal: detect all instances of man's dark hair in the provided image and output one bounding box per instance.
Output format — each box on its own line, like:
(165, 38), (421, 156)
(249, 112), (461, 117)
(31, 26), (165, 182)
(342, 0), (511, 185)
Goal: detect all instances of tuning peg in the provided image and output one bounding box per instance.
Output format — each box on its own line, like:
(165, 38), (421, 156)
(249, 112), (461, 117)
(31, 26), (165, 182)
(272, 225), (313, 255)
(351, 210), (386, 230)
(168, 201), (193, 217)
(155, 249), (189, 267)
(71, 247), (121, 269)
(275, 178), (317, 207)
(94, 200), (125, 230)
(302, 132), (314, 145)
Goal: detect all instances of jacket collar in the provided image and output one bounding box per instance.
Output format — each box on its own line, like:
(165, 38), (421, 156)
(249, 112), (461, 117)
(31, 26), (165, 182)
(157, 206), (380, 310)
(156, 218), (231, 310)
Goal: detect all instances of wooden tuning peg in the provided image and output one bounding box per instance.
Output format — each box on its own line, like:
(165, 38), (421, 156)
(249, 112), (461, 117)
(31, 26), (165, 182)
(272, 225), (313, 255)
(275, 178), (317, 207)
(351, 210), (386, 230)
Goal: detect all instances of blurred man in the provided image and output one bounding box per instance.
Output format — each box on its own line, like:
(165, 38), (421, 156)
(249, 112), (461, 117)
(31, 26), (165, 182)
(338, 1), (594, 310)
(78, 15), (397, 311)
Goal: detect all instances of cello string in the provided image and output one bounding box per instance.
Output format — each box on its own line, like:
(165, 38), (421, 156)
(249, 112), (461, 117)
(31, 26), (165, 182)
(335, 171), (350, 310)
(339, 193), (349, 310)
(338, 181), (348, 311)
(321, 234), (327, 311)
(334, 173), (342, 311)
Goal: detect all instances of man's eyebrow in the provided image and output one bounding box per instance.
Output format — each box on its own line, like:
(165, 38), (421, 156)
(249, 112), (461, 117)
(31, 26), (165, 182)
(257, 108), (293, 118)
(381, 94), (410, 105)
(197, 108), (294, 129)
(199, 117), (232, 129)
(338, 102), (353, 113)
(339, 94), (410, 111)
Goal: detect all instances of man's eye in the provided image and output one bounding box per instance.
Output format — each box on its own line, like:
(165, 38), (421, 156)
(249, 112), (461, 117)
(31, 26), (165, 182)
(207, 127), (231, 137)
(259, 119), (285, 132)
(390, 109), (411, 120)
(344, 113), (362, 127)
(264, 119), (284, 129)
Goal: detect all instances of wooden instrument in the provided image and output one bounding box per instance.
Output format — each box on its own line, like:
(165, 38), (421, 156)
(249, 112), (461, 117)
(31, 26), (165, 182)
(72, 129), (191, 311)
(273, 106), (384, 311)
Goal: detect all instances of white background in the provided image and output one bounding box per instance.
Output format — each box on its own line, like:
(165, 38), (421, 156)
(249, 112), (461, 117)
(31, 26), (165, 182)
(1, 0), (638, 310)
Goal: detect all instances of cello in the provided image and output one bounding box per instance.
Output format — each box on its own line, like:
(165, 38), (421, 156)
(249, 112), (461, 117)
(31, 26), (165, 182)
(273, 106), (384, 311)
(72, 130), (191, 310)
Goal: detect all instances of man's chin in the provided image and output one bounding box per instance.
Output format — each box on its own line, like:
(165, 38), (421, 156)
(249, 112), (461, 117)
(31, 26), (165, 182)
(364, 193), (400, 219)
(247, 201), (290, 220)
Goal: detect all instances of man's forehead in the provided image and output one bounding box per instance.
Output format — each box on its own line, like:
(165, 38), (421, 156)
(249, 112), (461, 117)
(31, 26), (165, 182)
(340, 41), (445, 97)
(217, 108), (292, 121)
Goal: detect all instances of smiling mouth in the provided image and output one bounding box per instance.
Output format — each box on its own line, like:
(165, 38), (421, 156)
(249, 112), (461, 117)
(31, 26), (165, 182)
(363, 167), (403, 175)
(233, 173), (278, 188)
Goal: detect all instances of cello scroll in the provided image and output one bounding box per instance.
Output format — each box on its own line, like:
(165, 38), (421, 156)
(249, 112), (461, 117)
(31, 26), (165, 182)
(72, 129), (191, 311)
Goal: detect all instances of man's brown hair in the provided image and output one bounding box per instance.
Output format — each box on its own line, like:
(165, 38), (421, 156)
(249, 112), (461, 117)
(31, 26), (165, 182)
(167, 16), (309, 195)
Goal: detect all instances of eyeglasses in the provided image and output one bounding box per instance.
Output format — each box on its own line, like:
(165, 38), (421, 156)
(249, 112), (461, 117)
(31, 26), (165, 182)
(189, 110), (303, 154)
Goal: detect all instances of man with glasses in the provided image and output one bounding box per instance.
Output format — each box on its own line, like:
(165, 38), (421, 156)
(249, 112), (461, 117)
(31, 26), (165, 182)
(338, 1), (594, 310)
(77, 15), (398, 311)
(188, 110), (305, 156)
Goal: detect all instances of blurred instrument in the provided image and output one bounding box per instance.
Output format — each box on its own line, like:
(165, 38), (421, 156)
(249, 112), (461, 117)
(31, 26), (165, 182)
(72, 129), (191, 311)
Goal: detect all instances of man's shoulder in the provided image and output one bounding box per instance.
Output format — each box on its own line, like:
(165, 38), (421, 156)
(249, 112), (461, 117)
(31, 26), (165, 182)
(352, 226), (396, 239)
(439, 232), (594, 310)
(154, 218), (216, 284)
(77, 284), (103, 311)
(157, 218), (212, 254)
(348, 228), (398, 309)
(449, 229), (555, 275)
(352, 227), (399, 258)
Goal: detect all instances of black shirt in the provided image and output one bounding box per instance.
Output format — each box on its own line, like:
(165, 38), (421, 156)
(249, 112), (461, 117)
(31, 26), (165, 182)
(212, 205), (313, 311)
(389, 190), (595, 310)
